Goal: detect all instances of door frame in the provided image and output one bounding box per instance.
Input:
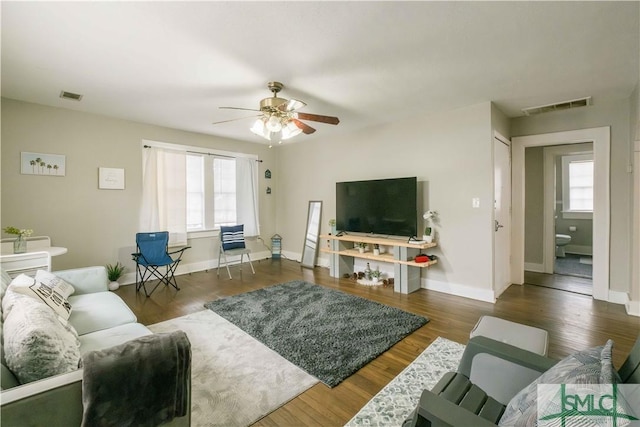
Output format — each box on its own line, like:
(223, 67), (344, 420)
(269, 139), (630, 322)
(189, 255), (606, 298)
(493, 132), (511, 297)
(512, 127), (610, 301)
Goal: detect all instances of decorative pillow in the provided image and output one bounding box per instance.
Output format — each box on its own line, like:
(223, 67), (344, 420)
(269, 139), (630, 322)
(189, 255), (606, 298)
(221, 224), (246, 250)
(3, 294), (81, 384)
(498, 340), (616, 426)
(7, 273), (74, 321)
(35, 270), (75, 298)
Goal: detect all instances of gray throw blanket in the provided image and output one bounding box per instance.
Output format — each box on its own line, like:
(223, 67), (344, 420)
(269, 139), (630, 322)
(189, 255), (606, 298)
(81, 331), (191, 427)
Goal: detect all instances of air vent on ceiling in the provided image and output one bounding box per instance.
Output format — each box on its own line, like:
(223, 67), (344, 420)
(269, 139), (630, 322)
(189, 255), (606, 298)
(522, 96), (592, 116)
(59, 91), (83, 101)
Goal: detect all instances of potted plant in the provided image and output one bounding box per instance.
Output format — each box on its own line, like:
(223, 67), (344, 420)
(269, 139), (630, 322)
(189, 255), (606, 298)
(357, 242), (367, 253)
(373, 243), (380, 256)
(328, 219), (337, 234)
(370, 268), (381, 283)
(106, 262), (125, 291)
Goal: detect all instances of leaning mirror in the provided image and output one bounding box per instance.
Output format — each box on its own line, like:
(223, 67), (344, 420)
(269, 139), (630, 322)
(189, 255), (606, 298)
(301, 200), (322, 269)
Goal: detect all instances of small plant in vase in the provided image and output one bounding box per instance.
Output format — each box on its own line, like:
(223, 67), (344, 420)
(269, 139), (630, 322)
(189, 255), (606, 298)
(3, 226), (33, 254)
(373, 243), (380, 256)
(328, 219), (337, 234)
(370, 268), (381, 284)
(106, 262), (125, 291)
(356, 242), (367, 253)
(422, 210), (438, 243)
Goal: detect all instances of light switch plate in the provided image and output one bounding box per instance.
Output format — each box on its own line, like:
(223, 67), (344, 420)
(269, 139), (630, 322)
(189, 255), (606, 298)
(472, 198), (480, 208)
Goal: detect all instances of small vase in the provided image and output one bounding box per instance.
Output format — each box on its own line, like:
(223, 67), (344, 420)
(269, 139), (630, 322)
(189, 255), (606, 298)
(108, 281), (120, 291)
(13, 236), (27, 254)
(373, 249), (380, 256)
(425, 235), (434, 243)
(358, 247), (365, 254)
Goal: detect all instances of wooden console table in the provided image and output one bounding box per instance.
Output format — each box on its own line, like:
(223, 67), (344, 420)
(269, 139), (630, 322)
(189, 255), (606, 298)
(320, 234), (437, 294)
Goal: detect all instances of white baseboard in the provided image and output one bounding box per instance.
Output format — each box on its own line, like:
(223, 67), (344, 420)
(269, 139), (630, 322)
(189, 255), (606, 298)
(421, 278), (496, 303)
(120, 250), (273, 286)
(626, 299), (640, 317)
(608, 290), (629, 306)
(524, 262), (545, 273)
(565, 245), (592, 256)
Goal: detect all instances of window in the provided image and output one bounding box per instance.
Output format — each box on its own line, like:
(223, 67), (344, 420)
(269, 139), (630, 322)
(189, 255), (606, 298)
(561, 153), (593, 219)
(185, 155), (238, 231)
(140, 141), (259, 243)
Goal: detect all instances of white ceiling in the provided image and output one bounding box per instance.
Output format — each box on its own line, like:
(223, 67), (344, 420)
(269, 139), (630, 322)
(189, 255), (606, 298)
(2, 1), (638, 145)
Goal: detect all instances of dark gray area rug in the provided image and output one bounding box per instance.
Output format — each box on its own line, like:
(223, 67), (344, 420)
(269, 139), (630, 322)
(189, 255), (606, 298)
(204, 280), (429, 387)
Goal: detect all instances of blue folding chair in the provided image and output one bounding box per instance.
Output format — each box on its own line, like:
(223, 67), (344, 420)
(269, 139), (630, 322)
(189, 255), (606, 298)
(132, 231), (190, 296)
(217, 224), (255, 279)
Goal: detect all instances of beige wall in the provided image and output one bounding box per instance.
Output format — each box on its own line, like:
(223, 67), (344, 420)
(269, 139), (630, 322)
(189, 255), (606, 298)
(512, 99), (632, 292)
(524, 146), (544, 265)
(277, 102), (498, 298)
(1, 98), (277, 274)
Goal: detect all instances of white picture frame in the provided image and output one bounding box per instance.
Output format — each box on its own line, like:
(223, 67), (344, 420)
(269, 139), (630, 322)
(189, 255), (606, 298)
(98, 167), (125, 190)
(21, 152), (66, 176)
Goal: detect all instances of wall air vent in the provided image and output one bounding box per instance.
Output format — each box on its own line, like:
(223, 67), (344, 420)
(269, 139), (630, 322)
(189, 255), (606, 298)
(522, 96), (592, 116)
(59, 91), (83, 101)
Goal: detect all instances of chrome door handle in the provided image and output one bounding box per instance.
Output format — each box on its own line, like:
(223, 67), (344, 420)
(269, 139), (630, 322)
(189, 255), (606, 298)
(495, 220), (504, 232)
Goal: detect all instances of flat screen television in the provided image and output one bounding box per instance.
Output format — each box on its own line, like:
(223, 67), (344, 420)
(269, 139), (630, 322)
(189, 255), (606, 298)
(336, 177), (417, 237)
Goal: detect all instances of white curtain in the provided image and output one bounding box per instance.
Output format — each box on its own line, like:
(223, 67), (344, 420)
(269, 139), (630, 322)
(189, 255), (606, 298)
(235, 157), (260, 237)
(139, 147), (188, 246)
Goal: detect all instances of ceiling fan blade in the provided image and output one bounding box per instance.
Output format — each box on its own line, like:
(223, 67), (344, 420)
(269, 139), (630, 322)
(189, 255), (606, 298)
(295, 112), (340, 125)
(219, 106), (262, 112)
(292, 119), (316, 134)
(212, 115), (260, 125)
(278, 98), (307, 112)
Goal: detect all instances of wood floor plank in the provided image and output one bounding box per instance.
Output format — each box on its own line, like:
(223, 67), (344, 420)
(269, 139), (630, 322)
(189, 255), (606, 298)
(116, 259), (640, 426)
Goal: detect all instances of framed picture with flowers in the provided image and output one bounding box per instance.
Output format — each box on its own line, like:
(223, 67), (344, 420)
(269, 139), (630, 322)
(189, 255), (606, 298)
(20, 152), (66, 176)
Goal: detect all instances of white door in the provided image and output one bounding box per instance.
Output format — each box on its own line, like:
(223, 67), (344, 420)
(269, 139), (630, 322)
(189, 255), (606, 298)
(494, 137), (511, 296)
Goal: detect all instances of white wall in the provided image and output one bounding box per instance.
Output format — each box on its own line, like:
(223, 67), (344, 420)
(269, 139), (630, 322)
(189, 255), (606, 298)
(512, 99), (632, 293)
(276, 102), (498, 299)
(1, 98), (277, 274)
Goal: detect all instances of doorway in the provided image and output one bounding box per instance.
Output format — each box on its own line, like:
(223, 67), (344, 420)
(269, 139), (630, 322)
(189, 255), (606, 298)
(512, 127), (610, 301)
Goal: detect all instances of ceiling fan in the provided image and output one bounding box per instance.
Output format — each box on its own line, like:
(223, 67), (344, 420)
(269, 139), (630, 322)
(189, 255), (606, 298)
(214, 81), (340, 146)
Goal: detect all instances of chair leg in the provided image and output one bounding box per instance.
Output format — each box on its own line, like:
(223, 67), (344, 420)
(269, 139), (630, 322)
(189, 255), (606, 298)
(223, 252), (232, 279)
(217, 250), (222, 277)
(247, 253), (255, 274)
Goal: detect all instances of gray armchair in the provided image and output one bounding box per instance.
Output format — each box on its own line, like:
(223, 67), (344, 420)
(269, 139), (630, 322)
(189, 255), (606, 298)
(404, 335), (640, 427)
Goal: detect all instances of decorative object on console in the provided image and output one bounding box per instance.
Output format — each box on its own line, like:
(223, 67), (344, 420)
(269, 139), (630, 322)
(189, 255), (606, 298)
(106, 262), (125, 291)
(328, 219), (337, 234)
(357, 242), (367, 253)
(3, 227), (33, 254)
(373, 244), (380, 256)
(422, 210), (438, 242)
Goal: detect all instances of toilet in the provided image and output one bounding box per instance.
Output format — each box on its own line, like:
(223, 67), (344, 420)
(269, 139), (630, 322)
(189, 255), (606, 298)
(555, 234), (571, 257)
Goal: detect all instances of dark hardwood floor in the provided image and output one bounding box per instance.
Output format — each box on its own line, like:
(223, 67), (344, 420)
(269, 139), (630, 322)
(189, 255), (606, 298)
(524, 270), (593, 296)
(116, 258), (640, 427)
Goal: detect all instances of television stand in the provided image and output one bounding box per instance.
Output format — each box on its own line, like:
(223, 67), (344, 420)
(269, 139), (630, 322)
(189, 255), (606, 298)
(320, 234), (437, 294)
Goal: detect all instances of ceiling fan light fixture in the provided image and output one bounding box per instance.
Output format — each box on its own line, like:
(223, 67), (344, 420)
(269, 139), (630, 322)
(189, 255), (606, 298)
(266, 115), (283, 132)
(281, 120), (303, 140)
(250, 117), (271, 140)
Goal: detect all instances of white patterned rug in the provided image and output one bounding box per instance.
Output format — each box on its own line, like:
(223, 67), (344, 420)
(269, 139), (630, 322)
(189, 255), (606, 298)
(148, 310), (319, 427)
(345, 336), (465, 426)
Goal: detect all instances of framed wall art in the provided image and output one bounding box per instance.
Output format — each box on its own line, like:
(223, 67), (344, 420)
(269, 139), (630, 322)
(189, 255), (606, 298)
(21, 152), (66, 176)
(98, 167), (125, 190)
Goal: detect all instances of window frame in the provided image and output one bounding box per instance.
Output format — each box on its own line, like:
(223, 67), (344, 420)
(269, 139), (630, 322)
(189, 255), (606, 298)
(561, 153), (594, 220)
(142, 139), (258, 239)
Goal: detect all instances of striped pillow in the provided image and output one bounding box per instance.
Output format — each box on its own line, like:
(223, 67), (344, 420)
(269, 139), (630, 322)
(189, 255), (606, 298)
(221, 225), (246, 250)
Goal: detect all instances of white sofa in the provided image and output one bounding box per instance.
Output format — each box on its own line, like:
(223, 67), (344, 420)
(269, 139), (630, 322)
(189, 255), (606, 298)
(0, 266), (190, 426)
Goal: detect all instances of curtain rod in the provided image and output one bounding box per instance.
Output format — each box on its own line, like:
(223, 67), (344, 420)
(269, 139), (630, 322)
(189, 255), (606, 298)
(143, 145), (262, 162)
